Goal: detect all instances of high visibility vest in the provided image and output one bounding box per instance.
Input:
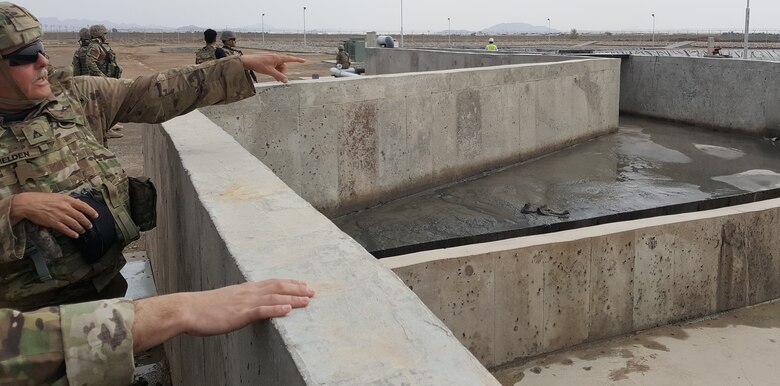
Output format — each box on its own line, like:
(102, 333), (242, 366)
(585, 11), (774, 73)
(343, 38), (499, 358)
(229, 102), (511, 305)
(486, 43), (497, 51)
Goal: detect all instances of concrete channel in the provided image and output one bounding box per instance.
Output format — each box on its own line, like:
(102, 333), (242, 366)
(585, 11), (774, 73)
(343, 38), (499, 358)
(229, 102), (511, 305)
(143, 47), (780, 384)
(333, 115), (780, 255)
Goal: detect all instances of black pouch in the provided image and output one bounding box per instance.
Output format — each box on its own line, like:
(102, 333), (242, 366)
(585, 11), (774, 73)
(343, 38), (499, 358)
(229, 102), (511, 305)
(70, 192), (117, 264)
(128, 176), (157, 231)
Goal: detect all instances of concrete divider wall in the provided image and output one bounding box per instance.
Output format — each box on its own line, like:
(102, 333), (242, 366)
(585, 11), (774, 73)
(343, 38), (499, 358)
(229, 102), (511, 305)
(383, 199), (780, 369)
(143, 112), (499, 385)
(365, 48), (577, 75)
(201, 58), (620, 217)
(620, 56), (780, 135)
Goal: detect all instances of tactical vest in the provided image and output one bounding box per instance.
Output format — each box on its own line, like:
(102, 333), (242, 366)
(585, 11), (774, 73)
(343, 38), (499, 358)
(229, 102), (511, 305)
(73, 43), (90, 76)
(195, 45), (217, 64)
(86, 41), (122, 78)
(0, 88), (138, 310)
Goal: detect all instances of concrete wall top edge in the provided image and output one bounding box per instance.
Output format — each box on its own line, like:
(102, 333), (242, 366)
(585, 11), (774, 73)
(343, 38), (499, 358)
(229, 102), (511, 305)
(381, 198), (780, 269)
(159, 111), (499, 385)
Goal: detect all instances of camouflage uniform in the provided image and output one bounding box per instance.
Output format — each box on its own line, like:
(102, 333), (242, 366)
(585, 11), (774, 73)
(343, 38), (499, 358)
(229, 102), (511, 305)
(0, 299), (135, 385)
(336, 48), (350, 69)
(0, 57), (256, 310)
(220, 47), (257, 82)
(195, 44), (217, 64)
(70, 28), (90, 76)
(85, 25), (122, 78)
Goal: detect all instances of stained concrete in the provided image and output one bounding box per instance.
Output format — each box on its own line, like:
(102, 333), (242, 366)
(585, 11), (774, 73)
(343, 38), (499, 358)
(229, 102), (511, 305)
(620, 55), (780, 135)
(333, 115), (780, 253)
(384, 198), (780, 368)
(144, 112), (499, 385)
(200, 57), (619, 217)
(493, 300), (780, 385)
(365, 48), (580, 75)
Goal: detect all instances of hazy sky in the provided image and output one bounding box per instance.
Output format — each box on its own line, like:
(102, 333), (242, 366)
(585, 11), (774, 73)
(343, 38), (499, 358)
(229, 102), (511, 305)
(17, 0), (778, 33)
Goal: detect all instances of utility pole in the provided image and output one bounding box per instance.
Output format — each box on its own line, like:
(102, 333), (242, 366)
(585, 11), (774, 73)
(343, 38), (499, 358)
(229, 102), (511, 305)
(262, 13), (265, 44)
(651, 13), (655, 47)
(743, 0), (751, 59)
(547, 18), (551, 44)
(400, 0), (404, 48)
(303, 6), (307, 46)
(448, 17), (451, 47)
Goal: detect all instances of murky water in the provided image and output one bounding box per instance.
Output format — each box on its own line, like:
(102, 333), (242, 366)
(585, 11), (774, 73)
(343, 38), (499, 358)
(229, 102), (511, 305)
(332, 116), (780, 253)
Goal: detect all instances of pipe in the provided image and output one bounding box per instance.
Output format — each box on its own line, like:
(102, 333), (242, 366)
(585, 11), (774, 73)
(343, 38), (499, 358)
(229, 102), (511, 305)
(330, 67), (360, 77)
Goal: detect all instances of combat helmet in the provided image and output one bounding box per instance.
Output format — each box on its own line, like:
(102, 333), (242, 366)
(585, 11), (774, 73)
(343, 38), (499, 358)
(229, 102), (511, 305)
(79, 27), (90, 41)
(0, 2), (47, 108)
(0, 2), (42, 52)
(89, 24), (108, 38)
(221, 30), (236, 41)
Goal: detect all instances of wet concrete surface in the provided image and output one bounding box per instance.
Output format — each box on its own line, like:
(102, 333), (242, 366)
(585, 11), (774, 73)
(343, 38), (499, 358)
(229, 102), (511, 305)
(332, 116), (780, 253)
(492, 300), (780, 385)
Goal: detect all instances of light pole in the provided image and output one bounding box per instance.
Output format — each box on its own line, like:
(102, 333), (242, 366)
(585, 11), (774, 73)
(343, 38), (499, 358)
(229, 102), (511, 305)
(261, 13), (265, 44)
(303, 6), (307, 46)
(448, 17), (451, 47)
(400, 0), (404, 48)
(651, 13), (655, 47)
(743, 0), (750, 59)
(547, 18), (551, 44)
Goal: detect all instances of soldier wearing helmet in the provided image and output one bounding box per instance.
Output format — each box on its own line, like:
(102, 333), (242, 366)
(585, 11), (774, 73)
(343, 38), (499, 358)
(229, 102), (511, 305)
(70, 27), (90, 76)
(0, 0), (305, 307)
(336, 44), (351, 69)
(216, 30), (257, 81)
(0, 2), (308, 383)
(85, 24), (121, 78)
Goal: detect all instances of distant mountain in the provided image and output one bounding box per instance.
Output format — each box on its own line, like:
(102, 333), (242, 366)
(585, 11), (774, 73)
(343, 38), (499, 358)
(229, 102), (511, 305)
(39, 16), (280, 33)
(38, 17), (167, 32)
(482, 22), (559, 35)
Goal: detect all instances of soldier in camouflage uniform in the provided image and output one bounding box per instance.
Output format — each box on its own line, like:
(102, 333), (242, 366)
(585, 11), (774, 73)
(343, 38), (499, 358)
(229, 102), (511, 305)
(84, 24), (126, 139)
(70, 28), (90, 76)
(0, 2), (305, 311)
(84, 24), (121, 78)
(335, 44), (351, 69)
(195, 28), (218, 64)
(217, 30), (257, 81)
(0, 3), (313, 383)
(0, 280), (315, 385)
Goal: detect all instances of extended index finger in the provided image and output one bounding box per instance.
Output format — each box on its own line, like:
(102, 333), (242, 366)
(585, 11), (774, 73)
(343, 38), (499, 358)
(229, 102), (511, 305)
(277, 55), (306, 64)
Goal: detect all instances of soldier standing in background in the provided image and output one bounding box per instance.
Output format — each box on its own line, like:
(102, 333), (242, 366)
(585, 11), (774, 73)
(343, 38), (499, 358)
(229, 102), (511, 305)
(86, 24), (124, 139)
(336, 44), (351, 69)
(216, 30), (257, 81)
(85, 24), (121, 78)
(70, 27), (90, 76)
(195, 28), (218, 64)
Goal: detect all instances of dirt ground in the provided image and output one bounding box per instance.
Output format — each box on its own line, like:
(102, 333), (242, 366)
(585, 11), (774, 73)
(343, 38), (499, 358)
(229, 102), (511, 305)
(42, 41), (334, 253)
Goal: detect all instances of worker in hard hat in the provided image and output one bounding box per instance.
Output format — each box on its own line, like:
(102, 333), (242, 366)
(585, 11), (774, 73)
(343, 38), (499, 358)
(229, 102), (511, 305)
(486, 38), (497, 51)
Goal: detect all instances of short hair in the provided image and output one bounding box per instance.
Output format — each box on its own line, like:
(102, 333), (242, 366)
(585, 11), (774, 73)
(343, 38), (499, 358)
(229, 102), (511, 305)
(204, 29), (217, 44)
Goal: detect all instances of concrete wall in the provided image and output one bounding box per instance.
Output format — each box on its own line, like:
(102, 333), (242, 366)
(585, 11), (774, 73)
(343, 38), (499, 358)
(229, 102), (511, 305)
(383, 198), (780, 369)
(144, 112), (499, 385)
(620, 56), (780, 135)
(365, 48), (577, 75)
(201, 58), (620, 217)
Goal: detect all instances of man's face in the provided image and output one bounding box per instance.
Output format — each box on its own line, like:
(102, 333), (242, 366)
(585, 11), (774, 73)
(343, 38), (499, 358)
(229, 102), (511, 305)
(225, 38), (236, 48)
(0, 41), (52, 101)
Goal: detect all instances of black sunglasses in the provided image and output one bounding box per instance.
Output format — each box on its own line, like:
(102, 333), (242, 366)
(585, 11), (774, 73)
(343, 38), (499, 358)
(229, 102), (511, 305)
(1, 40), (45, 66)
